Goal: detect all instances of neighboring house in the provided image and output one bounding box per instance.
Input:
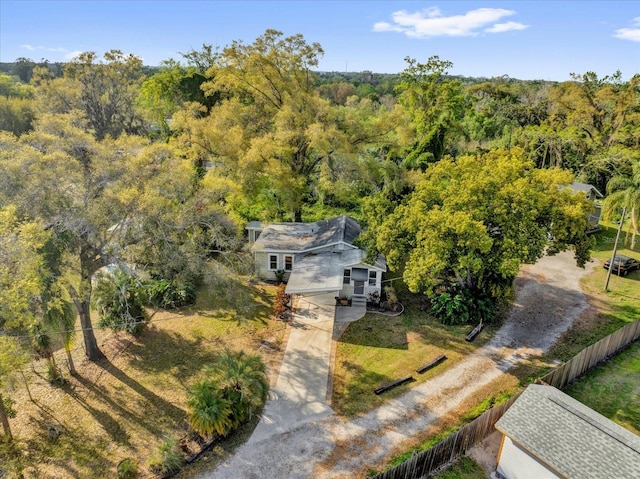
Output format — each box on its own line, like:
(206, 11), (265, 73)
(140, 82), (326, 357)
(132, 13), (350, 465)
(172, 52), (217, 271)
(567, 182), (603, 231)
(494, 384), (640, 479)
(247, 215), (387, 300)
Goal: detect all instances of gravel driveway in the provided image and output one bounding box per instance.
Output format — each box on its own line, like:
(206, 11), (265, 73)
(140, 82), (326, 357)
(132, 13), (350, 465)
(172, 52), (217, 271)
(198, 251), (596, 478)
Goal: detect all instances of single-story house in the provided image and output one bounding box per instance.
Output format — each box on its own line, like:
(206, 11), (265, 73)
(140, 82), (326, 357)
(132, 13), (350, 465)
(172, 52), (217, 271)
(494, 384), (640, 479)
(246, 215), (386, 300)
(567, 182), (603, 230)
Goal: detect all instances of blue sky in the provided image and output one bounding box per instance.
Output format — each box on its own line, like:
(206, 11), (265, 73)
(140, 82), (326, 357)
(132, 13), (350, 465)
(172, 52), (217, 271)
(1, 1), (638, 81)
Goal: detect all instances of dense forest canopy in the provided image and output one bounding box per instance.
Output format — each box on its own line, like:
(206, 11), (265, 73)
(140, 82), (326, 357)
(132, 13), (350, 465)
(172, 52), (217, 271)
(0, 29), (638, 360)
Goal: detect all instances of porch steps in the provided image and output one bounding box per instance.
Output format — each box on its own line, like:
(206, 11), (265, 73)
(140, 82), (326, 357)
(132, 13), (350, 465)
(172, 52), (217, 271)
(351, 297), (367, 306)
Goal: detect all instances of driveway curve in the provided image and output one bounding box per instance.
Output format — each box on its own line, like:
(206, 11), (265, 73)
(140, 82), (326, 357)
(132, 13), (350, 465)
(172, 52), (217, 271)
(198, 251), (596, 478)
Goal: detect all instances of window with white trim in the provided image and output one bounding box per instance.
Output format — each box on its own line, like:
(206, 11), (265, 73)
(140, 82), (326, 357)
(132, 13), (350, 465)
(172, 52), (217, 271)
(269, 254), (278, 271)
(343, 269), (351, 284)
(284, 255), (293, 271)
(368, 270), (377, 286)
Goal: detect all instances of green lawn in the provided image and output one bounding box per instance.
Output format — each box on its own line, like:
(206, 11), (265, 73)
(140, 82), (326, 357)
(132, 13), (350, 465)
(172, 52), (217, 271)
(431, 456), (486, 479)
(563, 341), (640, 435)
(331, 295), (499, 417)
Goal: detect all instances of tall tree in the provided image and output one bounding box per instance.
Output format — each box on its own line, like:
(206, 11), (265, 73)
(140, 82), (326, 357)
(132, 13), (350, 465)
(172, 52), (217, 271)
(363, 148), (592, 303)
(395, 56), (466, 169)
(0, 206), (47, 441)
(0, 336), (28, 442)
(176, 30), (400, 221)
(603, 160), (640, 248)
(36, 50), (146, 140)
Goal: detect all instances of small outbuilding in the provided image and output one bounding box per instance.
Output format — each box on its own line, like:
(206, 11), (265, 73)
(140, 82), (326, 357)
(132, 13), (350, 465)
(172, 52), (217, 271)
(494, 384), (640, 479)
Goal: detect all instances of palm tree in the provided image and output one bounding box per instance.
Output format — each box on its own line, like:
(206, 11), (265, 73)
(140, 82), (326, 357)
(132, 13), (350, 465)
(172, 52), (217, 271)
(206, 350), (268, 427)
(187, 381), (233, 439)
(43, 299), (77, 375)
(603, 160), (640, 248)
(31, 323), (63, 384)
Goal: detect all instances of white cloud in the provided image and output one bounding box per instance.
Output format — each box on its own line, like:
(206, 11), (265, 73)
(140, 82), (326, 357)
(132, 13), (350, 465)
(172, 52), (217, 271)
(614, 17), (640, 42)
(19, 44), (84, 59)
(373, 6), (527, 38)
(65, 51), (84, 60)
(485, 21), (529, 33)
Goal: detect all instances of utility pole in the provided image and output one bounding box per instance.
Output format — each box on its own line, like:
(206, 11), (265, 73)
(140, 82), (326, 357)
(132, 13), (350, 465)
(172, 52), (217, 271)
(604, 206), (626, 291)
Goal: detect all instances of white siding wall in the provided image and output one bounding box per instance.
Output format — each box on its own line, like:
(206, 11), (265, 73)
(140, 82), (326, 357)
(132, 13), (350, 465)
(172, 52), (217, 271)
(497, 437), (561, 479)
(341, 266), (383, 299)
(254, 252), (296, 281)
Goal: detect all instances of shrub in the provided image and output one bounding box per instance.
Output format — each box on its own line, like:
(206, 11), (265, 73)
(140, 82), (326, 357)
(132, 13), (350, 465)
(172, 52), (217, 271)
(145, 278), (196, 309)
(431, 288), (495, 325)
(274, 269), (286, 284)
(116, 458), (138, 479)
(384, 285), (398, 305)
(187, 381), (233, 439)
(188, 351), (269, 438)
(92, 268), (148, 335)
(148, 436), (184, 476)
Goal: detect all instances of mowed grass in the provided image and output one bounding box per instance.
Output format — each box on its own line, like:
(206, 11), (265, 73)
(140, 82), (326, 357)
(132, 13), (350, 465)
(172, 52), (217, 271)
(331, 295), (500, 417)
(430, 455), (486, 479)
(7, 262), (287, 479)
(563, 341), (640, 435)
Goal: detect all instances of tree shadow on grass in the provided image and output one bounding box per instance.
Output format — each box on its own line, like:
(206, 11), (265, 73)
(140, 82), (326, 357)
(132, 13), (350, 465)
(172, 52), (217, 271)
(22, 406), (114, 479)
(95, 357), (187, 421)
(119, 326), (221, 382)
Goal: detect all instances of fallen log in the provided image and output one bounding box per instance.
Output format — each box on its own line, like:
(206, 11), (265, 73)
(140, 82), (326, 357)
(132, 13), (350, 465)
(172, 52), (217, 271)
(374, 375), (413, 395)
(416, 354), (447, 374)
(466, 323), (483, 342)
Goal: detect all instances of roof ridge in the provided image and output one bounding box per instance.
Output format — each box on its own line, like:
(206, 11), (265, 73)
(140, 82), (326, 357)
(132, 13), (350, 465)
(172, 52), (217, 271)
(548, 396), (640, 454)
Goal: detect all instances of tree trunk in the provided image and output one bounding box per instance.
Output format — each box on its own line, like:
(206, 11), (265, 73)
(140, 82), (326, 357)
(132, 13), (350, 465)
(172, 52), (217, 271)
(75, 297), (104, 361)
(69, 249), (104, 361)
(293, 207), (302, 223)
(64, 345), (76, 375)
(0, 392), (13, 441)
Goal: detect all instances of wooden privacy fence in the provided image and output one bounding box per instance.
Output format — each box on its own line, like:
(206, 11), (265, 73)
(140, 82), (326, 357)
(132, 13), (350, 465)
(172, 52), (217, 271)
(369, 395), (520, 479)
(369, 319), (640, 479)
(540, 319), (640, 389)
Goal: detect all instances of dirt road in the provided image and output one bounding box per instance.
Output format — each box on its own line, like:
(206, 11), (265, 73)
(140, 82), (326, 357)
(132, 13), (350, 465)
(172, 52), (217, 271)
(200, 251), (596, 478)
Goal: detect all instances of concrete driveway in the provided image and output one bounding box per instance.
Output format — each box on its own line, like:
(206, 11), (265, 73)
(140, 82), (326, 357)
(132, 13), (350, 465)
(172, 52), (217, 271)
(249, 292), (338, 444)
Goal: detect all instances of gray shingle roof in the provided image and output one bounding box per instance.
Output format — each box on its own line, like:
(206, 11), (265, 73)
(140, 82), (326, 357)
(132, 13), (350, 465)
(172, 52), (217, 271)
(495, 384), (640, 479)
(568, 182), (604, 198)
(251, 215), (361, 252)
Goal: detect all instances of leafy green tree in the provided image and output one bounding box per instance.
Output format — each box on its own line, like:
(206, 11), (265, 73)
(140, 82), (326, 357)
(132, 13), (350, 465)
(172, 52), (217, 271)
(0, 205), (49, 331)
(10, 57), (35, 83)
(35, 50), (146, 140)
(0, 97), (35, 135)
(364, 148), (592, 308)
(0, 336), (28, 442)
(603, 160), (640, 248)
(395, 56), (466, 169)
(1, 116), (238, 360)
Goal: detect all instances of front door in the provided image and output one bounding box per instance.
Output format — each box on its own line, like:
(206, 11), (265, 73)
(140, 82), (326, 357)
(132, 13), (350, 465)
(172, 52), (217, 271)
(354, 280), (365, 295)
